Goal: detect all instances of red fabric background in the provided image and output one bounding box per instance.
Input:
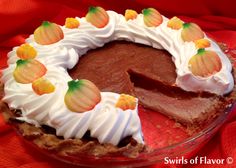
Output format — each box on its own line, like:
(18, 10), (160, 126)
(1, 0), (236, 167)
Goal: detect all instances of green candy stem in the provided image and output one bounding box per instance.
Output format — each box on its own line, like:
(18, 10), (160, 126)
(142, 8), (150, 16)
(197, 48), (206, 55)
(42, 21), (51, 27)
(183, 22), (191, 29)
(16, 59), (28, 66)
(88, 6), (97, 13)
(67, 80), (83, 92)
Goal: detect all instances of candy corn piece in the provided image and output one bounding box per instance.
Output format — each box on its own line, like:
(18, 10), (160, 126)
(16, 43), (37, 59)
(125, 9), (138, 21)
(65, 17), (80, 29)
(115, 94), (137, 111)
(195, 39), (211, 49)
(32, 78), (55, 95)
(167, 16), (183, 30)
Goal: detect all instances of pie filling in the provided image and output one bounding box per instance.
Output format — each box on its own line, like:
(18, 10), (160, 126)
(69, 41), (229, 125)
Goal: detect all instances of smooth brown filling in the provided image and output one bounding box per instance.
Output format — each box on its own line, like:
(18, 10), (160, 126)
(69, 41), (228, 125)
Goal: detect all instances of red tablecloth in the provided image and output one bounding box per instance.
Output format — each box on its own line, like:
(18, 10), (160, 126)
(1, 0), (236, 167)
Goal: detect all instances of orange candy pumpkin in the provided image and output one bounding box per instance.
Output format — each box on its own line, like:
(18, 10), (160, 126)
(181, 22), (204, 42)
(34, 21), (64, 45)
(188, 48), (222, 77)
(142, 8), (163, 27)
(64, 79), (101, 113)
(85, 6), (109, 28)
(13, 59), (47, 84)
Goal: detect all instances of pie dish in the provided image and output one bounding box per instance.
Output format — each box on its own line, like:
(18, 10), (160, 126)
(0, 6), (236, 166)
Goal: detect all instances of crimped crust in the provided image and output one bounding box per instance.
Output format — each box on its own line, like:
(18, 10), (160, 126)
(0, 97), (145, 158)
(0, 80), (145, 158)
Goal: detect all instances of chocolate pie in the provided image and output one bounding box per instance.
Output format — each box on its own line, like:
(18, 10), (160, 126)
(1, 7), (236, 159)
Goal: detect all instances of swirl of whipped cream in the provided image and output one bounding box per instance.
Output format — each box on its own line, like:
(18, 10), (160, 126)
(49, 92), (143, 145)
(111, 12), (233, 95)
(5, 11), (234, 95)
(8, 40), (78, 69)
(2, 64), (144, 145)
(2, 65), (71, 125)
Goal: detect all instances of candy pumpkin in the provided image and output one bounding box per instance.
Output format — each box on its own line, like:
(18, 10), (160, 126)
(142, 8), (163, 27)
(85, 6), (109, 28)
(64, 79), (101, 113)
(34, 21), (64, 45)
(181, 22), (204, 42)
(188, 48), (222, 77)
(13, 59), (47, 84)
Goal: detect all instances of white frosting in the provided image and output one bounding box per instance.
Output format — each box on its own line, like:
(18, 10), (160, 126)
(2, 66), (71, 125)
(1, 10), (234, 145)
(17, 11), (234, 95)
(2, 63), (143, 145)
(50, 92), (143, 145)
